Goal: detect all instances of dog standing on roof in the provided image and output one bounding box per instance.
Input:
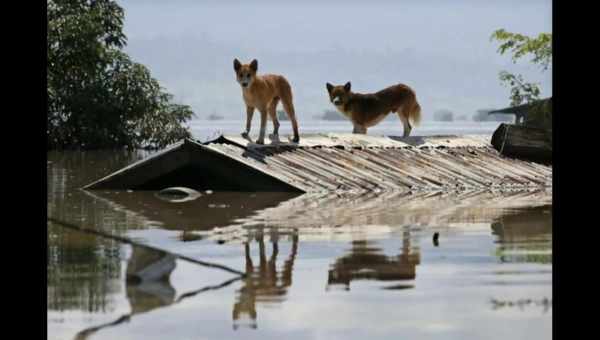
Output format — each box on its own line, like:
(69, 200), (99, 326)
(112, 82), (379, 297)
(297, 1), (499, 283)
(233, 58), (300, 144)
(326, 81), (421, 137)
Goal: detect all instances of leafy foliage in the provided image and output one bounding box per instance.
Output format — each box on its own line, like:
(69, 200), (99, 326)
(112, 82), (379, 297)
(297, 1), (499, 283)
(491, 29), (551, 107)
(491, 29), (552, 71)
(48, 0), (194, 149)
(498, 71), (541, 107)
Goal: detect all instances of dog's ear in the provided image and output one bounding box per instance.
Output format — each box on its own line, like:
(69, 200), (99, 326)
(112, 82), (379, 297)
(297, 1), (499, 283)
(250, 59), (258, 72)
(344, 82), (351, 92)
(234, 59), (241, 72)
(326, 83), (333, 93)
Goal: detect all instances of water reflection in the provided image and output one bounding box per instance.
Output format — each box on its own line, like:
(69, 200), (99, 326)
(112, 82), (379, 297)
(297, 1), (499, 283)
(225, 189), (551, 232)
(47, 222), (122, 313)
(84, 190), (299, 232)
(491, 206), (552, 264)
(72, 241), (241, 340)
(233, 228), (299, 329)
(47, 151), (552, 339)
(327, 230), (419, 290)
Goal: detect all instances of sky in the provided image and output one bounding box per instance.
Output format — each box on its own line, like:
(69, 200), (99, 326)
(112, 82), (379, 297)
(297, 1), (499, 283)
(119, 0), (552, 121)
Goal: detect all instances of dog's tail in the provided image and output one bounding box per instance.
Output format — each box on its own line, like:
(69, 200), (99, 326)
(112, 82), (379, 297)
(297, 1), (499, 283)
(403, 92), (421, 126)
(409, 100), (422, 126)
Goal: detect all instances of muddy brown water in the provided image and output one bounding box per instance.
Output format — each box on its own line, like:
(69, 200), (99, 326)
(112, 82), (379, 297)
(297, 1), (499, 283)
(47, 150), (552, 340)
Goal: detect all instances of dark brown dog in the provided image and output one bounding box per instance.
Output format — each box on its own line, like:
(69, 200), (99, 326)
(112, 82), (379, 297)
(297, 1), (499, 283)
(326, 82), (421, 137)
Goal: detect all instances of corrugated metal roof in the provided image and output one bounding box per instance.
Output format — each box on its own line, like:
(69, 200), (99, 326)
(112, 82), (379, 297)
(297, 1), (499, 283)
(204, 133), (552, 193)
(84, 140), (186, 190)
(84, 134), (552, 193)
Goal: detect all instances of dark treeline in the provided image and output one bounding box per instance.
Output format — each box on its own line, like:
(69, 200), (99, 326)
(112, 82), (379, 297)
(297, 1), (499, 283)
(48, 0), (194, 150)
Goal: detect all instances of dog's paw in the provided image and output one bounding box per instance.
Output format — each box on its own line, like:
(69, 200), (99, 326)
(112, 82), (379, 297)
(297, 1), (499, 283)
(255, 138), (265, 145)
(289, 135), (300, 143)
(241, 131), (250, 139)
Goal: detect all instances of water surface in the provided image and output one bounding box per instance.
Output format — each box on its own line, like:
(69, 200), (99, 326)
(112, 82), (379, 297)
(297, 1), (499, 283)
(47, 127), (551, 340)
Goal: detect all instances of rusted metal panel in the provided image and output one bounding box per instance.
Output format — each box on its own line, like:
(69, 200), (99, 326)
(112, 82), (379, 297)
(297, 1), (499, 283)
(83, 140), (189, 190)
(85, 134), (552, 193)
(85, 139), (304, 192)
(205, 133), (551, 193)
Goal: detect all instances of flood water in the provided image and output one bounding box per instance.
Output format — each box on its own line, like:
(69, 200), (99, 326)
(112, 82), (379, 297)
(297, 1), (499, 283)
(47, 121), (551, 340)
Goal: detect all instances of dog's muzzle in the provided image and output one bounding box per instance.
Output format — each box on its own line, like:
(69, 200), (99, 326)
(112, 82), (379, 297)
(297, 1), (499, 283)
(241, 82), (248, 88)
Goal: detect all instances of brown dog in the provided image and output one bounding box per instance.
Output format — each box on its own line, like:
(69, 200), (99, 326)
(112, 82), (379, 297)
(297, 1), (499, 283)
(326, 82), (421, 137)
(234, 59), (300, 144)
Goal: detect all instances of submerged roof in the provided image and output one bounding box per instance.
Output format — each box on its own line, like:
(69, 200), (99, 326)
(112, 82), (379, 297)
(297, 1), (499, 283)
(84, 133), (552, 193)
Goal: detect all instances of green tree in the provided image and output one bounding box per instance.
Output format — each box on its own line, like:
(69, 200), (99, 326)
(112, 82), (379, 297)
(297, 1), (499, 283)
(491, 29), (552, 107)
(48, 0), (194, 149)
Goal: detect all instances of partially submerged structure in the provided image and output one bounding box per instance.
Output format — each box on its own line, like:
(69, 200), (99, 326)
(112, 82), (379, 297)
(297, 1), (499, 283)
(84, 133), (552, 193)
(489, 98), (552, 164)
(489, 97), (552, 128)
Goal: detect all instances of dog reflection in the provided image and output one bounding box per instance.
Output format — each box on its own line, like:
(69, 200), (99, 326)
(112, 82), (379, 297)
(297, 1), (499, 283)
(327, 230), (420, 290)
(232, 229), (298, 330)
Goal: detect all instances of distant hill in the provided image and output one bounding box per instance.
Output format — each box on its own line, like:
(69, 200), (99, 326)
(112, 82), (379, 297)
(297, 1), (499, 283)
(473, 109), (513, 122)
(208, 113), (224, 120)
(433, 109), (454, 122)
(277, 110), (289, 121)
(317, 110), (347, 121)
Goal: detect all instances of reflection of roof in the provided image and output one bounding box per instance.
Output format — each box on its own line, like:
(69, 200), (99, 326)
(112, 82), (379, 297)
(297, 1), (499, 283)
(489, 97), (552, 115)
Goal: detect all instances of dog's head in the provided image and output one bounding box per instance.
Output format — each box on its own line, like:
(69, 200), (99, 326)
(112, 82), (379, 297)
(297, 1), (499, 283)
(326, 82), (352, 107)
(234, 59), (258, 88)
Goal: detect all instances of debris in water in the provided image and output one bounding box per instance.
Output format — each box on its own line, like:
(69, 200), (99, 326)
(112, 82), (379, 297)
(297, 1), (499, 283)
(155, 187), (202, 203)
(208, 203), (229, 209)
(490, 297), (552, 311)
(433, 232), (439, 247)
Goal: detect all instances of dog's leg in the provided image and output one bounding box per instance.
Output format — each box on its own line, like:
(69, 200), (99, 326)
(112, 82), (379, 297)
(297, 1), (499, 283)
(352, 124), (367, 134)
(242, 106), (255, 139)
(398, 113), (412, 137)
(244, 242), (253, 270)
(267, 98), (280, 140)
(256, 108), (268, 145)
